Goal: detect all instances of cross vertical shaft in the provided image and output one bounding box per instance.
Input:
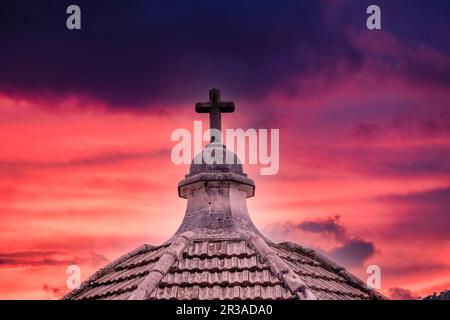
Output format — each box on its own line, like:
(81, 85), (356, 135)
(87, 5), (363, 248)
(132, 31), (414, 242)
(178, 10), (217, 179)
(210, 106), (222, 136)
(195, 88), (235, 143)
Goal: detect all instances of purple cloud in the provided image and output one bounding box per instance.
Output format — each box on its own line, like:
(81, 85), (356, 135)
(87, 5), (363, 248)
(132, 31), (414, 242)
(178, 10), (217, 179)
(271, 215), (376, 268)
(328, 238), (375, 268)
(297, 215), (346, 240)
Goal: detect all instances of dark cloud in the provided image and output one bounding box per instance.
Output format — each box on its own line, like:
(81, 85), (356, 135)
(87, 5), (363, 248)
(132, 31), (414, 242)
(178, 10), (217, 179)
(297, 215), (346, 240)
(389, 287), (416, 300)
(0, 250), (107, 268)
(328, 238), (375, 268)
(0, 250), (60, 265)
(295, 216), (376, 268)
(0, 1), (448, 111)
(361, 32), (450, 90)
(330, 0), (450, 55)
(270, 215), (376, 268)
(307, 0), (450, 90)
(0, 0), (363, 108)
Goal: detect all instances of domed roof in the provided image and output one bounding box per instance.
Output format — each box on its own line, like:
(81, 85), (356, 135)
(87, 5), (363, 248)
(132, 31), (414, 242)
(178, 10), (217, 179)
(188, 143), (245, 177)
(178, 142), (255, 199)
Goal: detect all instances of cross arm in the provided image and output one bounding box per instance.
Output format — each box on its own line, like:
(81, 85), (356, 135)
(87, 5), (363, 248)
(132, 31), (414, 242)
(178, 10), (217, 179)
(195, 101), (235, 113)
(217, 102), (235, 113)
(195, 102), (212, 113)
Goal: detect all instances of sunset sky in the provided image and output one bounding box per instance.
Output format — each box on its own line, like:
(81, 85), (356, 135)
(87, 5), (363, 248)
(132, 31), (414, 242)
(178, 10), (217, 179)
(0, 0), (449, 299)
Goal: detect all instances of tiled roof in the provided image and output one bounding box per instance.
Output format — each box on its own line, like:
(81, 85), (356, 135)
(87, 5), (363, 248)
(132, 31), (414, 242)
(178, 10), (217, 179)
(64, 233), (384, 300)
(271, 243), (372, 300)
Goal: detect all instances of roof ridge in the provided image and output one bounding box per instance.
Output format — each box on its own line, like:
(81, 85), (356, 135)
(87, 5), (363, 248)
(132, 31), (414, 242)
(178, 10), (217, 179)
(278, 241), (387, 300)
(128, 231), (195, 300)
(63, 243), (155, 300)
(241, 231), (317, 300)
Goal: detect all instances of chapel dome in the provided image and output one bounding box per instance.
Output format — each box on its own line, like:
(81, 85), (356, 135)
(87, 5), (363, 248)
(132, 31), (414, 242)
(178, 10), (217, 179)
(188, 143), (244, 176)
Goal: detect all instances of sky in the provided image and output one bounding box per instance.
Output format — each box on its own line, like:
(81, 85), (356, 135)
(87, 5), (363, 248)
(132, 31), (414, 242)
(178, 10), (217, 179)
(0, 0), (449, 299)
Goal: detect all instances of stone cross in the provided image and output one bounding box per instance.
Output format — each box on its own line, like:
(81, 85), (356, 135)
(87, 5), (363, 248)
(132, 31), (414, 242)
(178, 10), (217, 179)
(195, 88), (235, 143)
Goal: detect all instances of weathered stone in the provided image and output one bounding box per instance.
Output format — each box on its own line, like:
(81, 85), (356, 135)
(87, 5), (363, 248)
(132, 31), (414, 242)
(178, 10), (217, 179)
(129, 271), (164, 300)
(174, 145), (263, 239)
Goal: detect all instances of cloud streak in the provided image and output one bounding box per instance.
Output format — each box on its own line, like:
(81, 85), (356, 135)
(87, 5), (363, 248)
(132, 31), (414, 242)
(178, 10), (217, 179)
(0, 250), (107, 269)
(0, 149), (168, 172)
